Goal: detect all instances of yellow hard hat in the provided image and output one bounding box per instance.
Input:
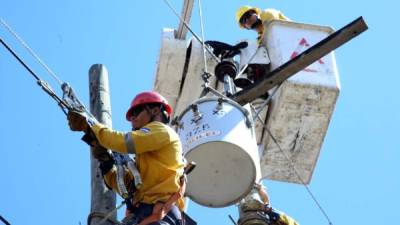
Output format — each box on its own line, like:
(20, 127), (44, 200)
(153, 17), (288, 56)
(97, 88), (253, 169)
(235, 6), (261, 28)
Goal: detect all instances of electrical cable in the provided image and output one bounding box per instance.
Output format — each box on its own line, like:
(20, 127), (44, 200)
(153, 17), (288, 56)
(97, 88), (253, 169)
(0, 215), (11, 225)
(252, 85), (280, 121)
(0, 18), (63, 85)
(0, 18), (92, 116)
(197, 0), (208, 75)
(1, 4), (334, 225)
(250, 92), (334, 225)
(228, 214), (238, 225)
(0, 37), (70, 114)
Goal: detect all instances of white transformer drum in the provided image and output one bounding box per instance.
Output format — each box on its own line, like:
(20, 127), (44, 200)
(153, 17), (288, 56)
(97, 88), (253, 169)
(176, 97), (261, 207)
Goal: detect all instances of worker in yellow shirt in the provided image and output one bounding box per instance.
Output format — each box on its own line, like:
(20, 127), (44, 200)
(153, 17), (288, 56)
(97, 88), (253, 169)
(67, 91), (195, 225)
(236, 6), (289, 45)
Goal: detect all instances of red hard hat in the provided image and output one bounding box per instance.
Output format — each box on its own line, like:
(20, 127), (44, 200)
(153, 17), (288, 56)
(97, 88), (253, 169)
(126, 91), (172, 121)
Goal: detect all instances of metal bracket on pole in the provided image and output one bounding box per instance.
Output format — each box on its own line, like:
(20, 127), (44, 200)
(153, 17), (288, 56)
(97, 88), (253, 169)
(232, 16), (368, 105)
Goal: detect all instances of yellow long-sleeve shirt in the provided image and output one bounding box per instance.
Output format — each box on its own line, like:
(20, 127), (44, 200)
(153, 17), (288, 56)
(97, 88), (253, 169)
(257, 8), (289, 44)
(90, 121), (185, 210)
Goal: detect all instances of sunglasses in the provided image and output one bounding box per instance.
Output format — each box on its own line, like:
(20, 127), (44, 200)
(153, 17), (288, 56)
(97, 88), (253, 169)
(130, 105), (146, 117)
(239, 10), (254, 25)
(239, 10), (256, 25)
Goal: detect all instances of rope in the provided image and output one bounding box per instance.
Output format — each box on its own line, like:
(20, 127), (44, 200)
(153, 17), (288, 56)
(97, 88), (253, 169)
(95, 201), (126, 225)
(197, 0), (208, 75)
(0, 18), (63, 85)
(250, 90), (334, 225)
(87, 210), (121, 225)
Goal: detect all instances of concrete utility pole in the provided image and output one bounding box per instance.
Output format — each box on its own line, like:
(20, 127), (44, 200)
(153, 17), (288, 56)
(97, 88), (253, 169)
(88, 64), (117, 225)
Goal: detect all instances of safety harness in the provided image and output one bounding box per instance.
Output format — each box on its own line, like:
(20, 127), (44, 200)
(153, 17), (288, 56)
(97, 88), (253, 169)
(137, 175), (186, 225)
(121, 162), (196, 225)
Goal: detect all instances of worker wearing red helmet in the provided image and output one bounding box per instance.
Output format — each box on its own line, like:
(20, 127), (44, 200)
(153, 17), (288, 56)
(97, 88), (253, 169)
(236, 6), (289, 45)
(67, 91), (191, 225)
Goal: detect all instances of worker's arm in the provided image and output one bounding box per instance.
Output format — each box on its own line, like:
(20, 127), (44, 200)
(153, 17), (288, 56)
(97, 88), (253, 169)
(260, 9), (290, 23)
(90, 122), (172, 154)
(89, 123), (130, 153)
(255, 183), (270, 204)
(67, 111), (171, 154)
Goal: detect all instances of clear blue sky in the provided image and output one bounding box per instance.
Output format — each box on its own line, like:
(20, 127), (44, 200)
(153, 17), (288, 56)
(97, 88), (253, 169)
(1, 0), (398, 224)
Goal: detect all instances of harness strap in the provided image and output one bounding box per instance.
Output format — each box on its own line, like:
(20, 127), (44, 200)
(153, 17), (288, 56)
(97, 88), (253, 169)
(132, 162), (195, 225)
(137, 176), (186, 225)
(87, 211), (120, 225)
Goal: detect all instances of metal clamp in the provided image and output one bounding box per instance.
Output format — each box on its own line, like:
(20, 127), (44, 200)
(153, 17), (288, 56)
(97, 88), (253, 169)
(191, 104), (203, 124)
(123, 155), (142, 189)
(114, 154), (129, 199)
(216, 97), (224, 111)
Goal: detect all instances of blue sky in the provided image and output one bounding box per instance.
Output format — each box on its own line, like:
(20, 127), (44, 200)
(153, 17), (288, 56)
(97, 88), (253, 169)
(1, 0), (399, 224)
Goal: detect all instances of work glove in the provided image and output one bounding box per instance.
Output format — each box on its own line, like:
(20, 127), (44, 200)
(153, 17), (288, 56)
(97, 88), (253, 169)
(98, 150), (115, 174)
(93, 145), (112, 162)
(67, 110), (89, 131)
(68, 110), (108, 158)
(205, 40), (248, 59)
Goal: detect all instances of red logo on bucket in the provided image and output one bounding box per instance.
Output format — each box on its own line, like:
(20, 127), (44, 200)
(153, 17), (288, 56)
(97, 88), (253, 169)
(290, 38), (325, 73)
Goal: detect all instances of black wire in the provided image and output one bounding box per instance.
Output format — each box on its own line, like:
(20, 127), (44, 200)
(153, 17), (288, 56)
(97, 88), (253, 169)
(0, 37), (70, 114)
(0, 215), (11, 225)
(228, 214), (238, 225)
(0, 38), (41, 81)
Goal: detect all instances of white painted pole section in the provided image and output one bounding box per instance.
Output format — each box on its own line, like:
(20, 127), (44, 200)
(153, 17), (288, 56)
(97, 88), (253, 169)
(176, 0), (194, 39)
(88, 64), (116, 225)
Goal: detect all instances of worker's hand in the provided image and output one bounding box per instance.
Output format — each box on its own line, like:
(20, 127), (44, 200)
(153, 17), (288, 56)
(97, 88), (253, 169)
(67, 110), (89, 131)
(254, 183), (263, 190)
(92, 145), (112, 162)
(98, 149), (115, 175)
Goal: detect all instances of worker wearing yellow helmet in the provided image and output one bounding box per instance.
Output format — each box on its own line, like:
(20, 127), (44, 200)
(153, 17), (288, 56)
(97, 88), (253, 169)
(236, 6), (289, 44)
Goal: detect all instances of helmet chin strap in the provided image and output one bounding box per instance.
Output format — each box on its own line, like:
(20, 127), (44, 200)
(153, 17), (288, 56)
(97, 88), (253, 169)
(147, 104), (170, 124)
(144, 105), (156, 123)
(159, 104), (170, 123)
